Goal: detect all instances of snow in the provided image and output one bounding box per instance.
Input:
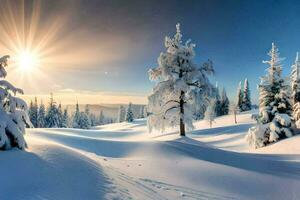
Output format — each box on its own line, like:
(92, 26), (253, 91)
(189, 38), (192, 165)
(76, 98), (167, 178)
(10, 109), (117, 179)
(1, 110), (300, 199)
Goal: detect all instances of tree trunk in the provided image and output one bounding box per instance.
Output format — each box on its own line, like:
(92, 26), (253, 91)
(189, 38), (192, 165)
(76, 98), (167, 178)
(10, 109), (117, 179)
(178, 68), (185, 137)
(234, 111), (237, 124)
(179, 90), (185, 136)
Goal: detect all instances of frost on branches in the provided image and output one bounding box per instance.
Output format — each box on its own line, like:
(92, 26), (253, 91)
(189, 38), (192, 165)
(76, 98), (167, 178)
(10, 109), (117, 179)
(147, 23), (214, 136)
(246, 43), (294, 148)
(0, 55), (32, 150)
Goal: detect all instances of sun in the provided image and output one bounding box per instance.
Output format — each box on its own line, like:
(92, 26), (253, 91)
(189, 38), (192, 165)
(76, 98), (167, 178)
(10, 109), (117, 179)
(16, 51), (39, 71)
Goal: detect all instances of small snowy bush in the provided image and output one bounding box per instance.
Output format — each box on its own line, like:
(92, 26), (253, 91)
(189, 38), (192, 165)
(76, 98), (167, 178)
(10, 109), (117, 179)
(0, 55), (32, 150)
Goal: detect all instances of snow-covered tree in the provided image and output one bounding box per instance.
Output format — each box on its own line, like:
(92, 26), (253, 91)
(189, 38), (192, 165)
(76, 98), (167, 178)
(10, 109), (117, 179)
(230, 102), (239, 124)
(57, 103), (64, 128)
(117, 105), (126, 122)
(147, 23), (214, 136)
(0, 55), (32, 150)
(205, 99), (216, 128)
(220, 88), (229, 115)
(89, 113), (97, 126)
(193, 90), (209, 120)
(98, 110), (105, 125)
(125, 102), (134, 122)
(37, 101), (46, 128)
(29, 97), (38, 127)
(84, 104), (91, 125)
(72, 103), (91, 129)
(72, 102), (81, 128)
(242, 79), (251, 111)
(78, 112), (91, 129)
(139, 105), (145, 118)
(291, 52), (300, 127)
(236, 81), (243, 111)
(61, 108), (69, 128)
(45, 94), (60, 128)
(291, 52), (300, 105)
(246, 43), (294, 148)
(214, 84), (222, 116)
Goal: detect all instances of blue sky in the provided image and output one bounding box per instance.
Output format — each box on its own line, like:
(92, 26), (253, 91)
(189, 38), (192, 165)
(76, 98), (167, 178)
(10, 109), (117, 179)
(1, 0), (300, 104)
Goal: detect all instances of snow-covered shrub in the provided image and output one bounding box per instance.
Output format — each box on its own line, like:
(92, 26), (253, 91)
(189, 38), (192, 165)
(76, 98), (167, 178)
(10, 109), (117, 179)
(246, 124), (269, 148)
(0, 55), (32, 150)
(246, 43), (294, 148)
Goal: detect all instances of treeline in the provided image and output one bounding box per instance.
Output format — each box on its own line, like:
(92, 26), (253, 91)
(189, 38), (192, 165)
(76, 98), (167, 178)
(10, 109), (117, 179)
(117, 102), (147, 122)
(28, 94), (113, 129)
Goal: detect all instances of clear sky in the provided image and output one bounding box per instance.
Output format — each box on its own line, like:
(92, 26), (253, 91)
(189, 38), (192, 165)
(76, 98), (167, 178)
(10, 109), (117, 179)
(0, 0), (300, 104)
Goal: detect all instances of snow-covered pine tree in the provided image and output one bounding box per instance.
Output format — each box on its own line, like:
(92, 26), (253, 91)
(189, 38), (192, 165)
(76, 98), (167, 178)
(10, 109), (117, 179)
(98, 110), (105, 125)
(78, 111), (91, 129)
(0, 55), (32, 150)
(29, 97), (38, 127)
(117, 105), (126, 122)
(147, 23), (214, 136)
(125, 102), (134, 122)
(291, 52), (300, 104)
(84, 104), (91, 126)
(242, 79), (251, 111)
(236, 81), (243, 111)
(214, 84), (222, 116)
(45, 93), (60, 128)
(291, 52), (300, 128)
(139, 105), (145, 118)
(193, 90), (208, 120)
(57, 102), (63, 128)
(204, 99), (216, 128)
(220, 88), (229, 115)
(28, 100), (33, 124)
(247, 43), (293, 148)
(37, 101), (46, 128)
(89, 113), (97, 126)
(61, 108), (69, 128)
(72, 102), (81, 128)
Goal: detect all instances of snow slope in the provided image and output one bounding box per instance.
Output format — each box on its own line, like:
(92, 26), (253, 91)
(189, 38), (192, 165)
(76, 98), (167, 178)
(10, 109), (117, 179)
(1, 111), (300, 200)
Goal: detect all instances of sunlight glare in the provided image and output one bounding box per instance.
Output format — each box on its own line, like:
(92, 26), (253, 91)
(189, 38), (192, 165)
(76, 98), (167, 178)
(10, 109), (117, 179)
(17, 51), (38, 71)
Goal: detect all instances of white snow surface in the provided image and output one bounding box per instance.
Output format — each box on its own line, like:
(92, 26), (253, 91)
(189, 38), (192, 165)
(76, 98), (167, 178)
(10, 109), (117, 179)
(1, 110), (300, 200)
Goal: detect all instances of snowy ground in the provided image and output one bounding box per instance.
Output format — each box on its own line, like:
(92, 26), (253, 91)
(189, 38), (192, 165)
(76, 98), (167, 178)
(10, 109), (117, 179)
(1, 110), (300, 200)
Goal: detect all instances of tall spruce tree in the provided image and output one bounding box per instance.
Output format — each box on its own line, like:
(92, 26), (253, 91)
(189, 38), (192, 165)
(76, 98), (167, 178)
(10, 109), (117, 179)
(236, 81), (243, 111)
(57, 103), (63, 128)
(37, 101), (46, 128)
(29, 97), (38, 127)
(291, 52), (300, 127)
(125, 102), (134, 122)
(98, 110), (105, 125)
(61, 108), (69, 128)
(214, 84), (222, 116)
(242, 79), (251, 111)
(247, 43), (293, 148)
(72, 102), (81, 128)
(220, 88), (229, 115)
(117, 105), (126, 122)
(45, 93), (60, 128)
